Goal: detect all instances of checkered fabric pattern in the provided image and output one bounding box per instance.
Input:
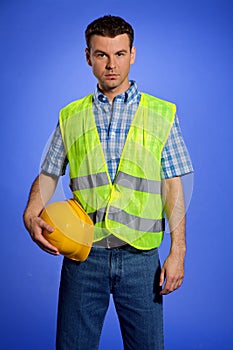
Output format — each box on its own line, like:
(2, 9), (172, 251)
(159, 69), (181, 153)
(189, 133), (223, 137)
(41, 81), (193, 181)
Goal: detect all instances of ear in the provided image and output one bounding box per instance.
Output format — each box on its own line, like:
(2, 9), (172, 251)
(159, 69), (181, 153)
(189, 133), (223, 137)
(130, 46), (136, 64)
(85, 48), (92, 66)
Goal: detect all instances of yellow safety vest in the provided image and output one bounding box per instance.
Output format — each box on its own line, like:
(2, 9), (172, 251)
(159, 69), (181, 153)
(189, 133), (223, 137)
(60, 93), (176, 249)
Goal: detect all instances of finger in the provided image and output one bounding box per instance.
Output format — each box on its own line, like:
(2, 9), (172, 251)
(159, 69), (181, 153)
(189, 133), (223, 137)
(176, 276), (184, 290)
(160, 276), (184, 295)
(39, 236), (59, 253)
(27, 216), (59, 255)
(161, 274), (176, 294)
(29, 217), (54, 238)
(37, 241), (60, 255)
(37, 241), (60, 256)
(38, 217), (54, 233)
(160, 282), (172, 295)
(33, 232), (59, 254)
(159, 267), (165, 287)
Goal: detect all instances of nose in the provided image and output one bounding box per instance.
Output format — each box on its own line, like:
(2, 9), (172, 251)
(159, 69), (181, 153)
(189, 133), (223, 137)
(106, 55), (116, 70)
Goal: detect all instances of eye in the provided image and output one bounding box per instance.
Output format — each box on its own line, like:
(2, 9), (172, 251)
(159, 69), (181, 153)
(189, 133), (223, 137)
(96, 53), (106, 58)
(116, 52), (125, 57)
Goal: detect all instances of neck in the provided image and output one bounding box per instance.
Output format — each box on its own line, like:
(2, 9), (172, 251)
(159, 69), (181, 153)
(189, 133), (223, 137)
(98, 81), (131, 104)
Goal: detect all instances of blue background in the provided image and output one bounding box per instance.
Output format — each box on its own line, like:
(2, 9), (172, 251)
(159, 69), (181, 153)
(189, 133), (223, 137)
(1, 0), (233, 349)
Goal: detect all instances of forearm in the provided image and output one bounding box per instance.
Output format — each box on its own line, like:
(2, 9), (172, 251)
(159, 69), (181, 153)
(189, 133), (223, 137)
(23, 171), (59, 255)
(159, 176), (186, 294)
(162, 176), (186, 254)
(23, 172), (58, 226)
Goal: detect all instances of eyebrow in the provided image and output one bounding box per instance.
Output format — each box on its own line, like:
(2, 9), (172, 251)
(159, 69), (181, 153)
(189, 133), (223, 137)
(93, 49), (128, 55)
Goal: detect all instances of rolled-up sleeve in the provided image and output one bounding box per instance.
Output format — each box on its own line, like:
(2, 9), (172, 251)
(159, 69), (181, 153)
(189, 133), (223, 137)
(161, 115), (193, 179)
(41, 124), (68, 176)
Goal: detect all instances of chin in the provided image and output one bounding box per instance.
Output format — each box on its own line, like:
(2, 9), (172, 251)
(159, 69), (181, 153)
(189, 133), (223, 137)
(103, 82), (119, 90)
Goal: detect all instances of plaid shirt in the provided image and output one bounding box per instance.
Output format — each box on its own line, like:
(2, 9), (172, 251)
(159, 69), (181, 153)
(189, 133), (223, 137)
(42, 81), (193, 181)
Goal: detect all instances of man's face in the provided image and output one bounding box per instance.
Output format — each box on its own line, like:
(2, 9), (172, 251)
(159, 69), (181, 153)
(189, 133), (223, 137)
(85, 34), (136, 97)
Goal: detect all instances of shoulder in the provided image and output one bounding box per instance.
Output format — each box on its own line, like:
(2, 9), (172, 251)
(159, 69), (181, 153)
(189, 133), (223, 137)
(140, 92), (176, 113)
(60, 94), (93, 116)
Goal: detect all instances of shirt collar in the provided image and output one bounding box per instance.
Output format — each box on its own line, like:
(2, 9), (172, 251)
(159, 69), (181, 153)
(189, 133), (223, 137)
(93, 80), (140, 105)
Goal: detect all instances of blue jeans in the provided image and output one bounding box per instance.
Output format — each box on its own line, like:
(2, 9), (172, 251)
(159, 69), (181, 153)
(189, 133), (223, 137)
(56, 245), (164, 350)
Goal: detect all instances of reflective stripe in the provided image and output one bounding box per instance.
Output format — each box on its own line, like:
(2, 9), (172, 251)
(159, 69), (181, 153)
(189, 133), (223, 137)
(70, 172), (109, 191)
(89, 206), (164, 233)
(88, 208), (106, 223)
(108, 206), (165, 232)
(71, 171), (161, 193)
(116, 171), (161, 194)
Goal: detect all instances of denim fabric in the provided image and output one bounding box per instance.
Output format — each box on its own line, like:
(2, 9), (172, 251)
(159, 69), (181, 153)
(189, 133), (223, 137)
(56, 246), (164, 350)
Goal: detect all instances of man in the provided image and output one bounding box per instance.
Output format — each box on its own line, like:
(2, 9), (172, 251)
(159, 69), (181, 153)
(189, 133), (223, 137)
(23, 15), (193, 350)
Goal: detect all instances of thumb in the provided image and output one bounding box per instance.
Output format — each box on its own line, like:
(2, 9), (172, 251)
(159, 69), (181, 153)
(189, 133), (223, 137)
(160, 266), (165, 287)
(39, 217), (54, 233)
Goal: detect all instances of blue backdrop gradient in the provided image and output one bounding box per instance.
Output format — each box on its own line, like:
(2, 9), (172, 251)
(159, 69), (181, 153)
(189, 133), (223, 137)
(1, 0), (233, 349)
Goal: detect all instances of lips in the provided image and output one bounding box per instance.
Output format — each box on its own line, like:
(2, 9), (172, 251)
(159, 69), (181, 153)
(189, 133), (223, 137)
(105, 74), (119, 79)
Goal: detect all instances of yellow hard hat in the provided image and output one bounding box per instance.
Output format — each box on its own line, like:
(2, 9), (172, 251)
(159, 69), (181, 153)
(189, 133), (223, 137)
(40, 199), (94, 261)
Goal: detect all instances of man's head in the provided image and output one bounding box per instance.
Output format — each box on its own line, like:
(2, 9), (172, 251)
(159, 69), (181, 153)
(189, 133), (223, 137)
(85, 15), (134, 51)
(85, 15), (136, 100)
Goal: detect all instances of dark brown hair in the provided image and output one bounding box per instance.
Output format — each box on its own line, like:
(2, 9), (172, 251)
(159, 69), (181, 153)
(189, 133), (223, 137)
(85, 15), (134, 50)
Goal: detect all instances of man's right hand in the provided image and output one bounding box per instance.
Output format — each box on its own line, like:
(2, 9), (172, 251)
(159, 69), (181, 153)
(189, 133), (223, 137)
(24, 214), (60, 255)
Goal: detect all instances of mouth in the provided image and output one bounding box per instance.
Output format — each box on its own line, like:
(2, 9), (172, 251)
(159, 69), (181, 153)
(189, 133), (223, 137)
(104, 74), (119, 79)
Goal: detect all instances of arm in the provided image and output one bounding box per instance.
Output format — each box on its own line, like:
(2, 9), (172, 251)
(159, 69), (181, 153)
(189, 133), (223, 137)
(23, 171), (60, 255)
(160, 176), (186, 295)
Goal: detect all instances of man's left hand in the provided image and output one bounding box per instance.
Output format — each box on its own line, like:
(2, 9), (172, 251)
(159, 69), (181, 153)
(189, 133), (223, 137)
(159, 252), (185, 295)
